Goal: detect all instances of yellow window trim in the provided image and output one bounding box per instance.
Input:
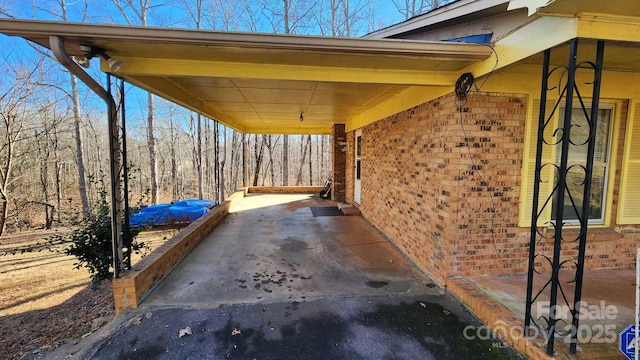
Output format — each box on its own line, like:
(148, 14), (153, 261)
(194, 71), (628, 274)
(518, 97), (622, 228)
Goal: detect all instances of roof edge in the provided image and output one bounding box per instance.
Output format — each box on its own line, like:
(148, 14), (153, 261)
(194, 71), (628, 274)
(0, 18), (491, 60)
(365, 0), (510, 39)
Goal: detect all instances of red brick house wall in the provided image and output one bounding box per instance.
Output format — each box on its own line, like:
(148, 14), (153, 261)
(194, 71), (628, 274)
(346, 91), (640, 285)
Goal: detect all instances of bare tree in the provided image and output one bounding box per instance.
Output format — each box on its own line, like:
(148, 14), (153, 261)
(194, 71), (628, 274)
(111, 0), (159, 203)
(390, 0), (453, 20)
(295, 135), (311, 186)
(252, 135), (266, 186)
(0, 57), (44, 235)
(28, 0), (92, 213)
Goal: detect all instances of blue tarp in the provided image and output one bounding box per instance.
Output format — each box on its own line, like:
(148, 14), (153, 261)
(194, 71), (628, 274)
(129, 199), (218, 227)
(443, 33), (493, 44)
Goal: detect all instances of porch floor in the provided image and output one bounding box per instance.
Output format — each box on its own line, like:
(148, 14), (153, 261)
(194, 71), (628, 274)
(143, 193), (435, 307)
(457, 268), (636, 359)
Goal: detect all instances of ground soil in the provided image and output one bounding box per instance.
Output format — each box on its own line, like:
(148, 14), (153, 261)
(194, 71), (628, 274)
(0, 228), (179, 360)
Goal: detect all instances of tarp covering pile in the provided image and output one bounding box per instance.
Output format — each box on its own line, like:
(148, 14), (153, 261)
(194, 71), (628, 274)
(129, 199), (218, 227)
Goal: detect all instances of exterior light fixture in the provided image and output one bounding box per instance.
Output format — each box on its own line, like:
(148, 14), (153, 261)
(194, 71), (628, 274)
(106, 57), (123, 72)
(78, 44), (123, 72)
(300, 112), (304, 122)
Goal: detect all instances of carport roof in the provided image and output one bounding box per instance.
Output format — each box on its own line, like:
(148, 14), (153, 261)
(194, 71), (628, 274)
(0, 19), (492, 134)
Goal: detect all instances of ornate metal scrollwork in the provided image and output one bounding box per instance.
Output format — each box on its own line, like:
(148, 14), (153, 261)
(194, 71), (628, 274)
(524, 39), (605, 355)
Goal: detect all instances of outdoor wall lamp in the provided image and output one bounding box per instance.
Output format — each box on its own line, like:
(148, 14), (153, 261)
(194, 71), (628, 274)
(300, 112), (304, 122)
(78, 45), (123, 72)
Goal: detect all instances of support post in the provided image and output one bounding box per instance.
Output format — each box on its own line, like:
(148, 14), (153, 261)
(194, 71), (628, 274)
(120, 78), (131, 270)
(332, 124), (346, 202)
(107, 74), (124, 278)
(49, 36), (123, 279)
(523, 38), (605, 355)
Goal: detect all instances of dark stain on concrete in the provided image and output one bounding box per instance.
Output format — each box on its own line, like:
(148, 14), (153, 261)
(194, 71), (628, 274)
(357, 300), (516, 359)
(365, 280), (389, 289)
(213, 314), (356, 360)
(279, 237), (309, 253)
(115, 337), (165, 360)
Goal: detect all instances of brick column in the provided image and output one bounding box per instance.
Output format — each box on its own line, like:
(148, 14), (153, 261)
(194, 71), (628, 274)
(332, 124), (346, 202)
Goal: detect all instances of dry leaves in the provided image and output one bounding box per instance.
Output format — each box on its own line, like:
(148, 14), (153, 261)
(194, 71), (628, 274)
(231, 328), (242, 336)
(179, 327), (192, 338)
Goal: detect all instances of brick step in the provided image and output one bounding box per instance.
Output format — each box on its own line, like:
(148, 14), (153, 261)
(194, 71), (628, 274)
(338, 203), (361, 216)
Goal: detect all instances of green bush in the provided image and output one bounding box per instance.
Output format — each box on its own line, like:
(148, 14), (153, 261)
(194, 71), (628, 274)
(47, 204), (147, 286)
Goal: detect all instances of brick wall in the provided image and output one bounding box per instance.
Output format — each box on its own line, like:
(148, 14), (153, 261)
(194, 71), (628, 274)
(112, 190), (246, 314)
(348, 91), (640, 285)
(332, 124), (347, 202)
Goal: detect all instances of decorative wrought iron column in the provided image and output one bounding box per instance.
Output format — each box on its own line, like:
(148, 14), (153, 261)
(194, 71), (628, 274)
(524, 39), (605, 355)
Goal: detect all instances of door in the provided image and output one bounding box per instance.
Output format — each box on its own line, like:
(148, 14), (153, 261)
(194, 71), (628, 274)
(354, 129), (362, 204)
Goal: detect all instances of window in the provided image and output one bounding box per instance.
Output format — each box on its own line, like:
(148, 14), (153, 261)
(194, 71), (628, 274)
(519, 99), (622, 227)
(550, 107), (612, 224)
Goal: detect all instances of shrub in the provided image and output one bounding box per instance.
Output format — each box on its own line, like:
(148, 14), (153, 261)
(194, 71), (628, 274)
(47, 203), (147, 286)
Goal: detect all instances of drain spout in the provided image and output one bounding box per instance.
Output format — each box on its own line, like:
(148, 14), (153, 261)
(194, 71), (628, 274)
(49, 35), (123, 278)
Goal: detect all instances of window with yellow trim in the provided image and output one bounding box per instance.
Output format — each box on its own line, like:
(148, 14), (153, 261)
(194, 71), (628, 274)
(519, 100), (618, 227)
(550, 106), (613, 225)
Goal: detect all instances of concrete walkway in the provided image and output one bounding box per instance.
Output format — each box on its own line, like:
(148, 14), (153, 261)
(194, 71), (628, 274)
(144, 194), (431, 307)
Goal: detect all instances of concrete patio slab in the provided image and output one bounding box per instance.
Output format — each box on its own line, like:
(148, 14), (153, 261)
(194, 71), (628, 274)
(143, 194), (433, 308)
(448, 268), (636, 359)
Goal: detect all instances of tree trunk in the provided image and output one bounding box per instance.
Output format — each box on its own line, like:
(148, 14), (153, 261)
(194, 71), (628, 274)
(36, 129), (51, 228)
(321, 135), (325, 180)
(267, 135), (276, 186)
(147, 93), (158, 204)
(169, 116), (177, 200)
(283, 135), (289, 186)
(242, 134), (248, 188)
(252, 135), (265, 186)
(230, 131), (238, 192)
(196, 114), (203, 199)
(70, 74), (89, 213)
(295, 135), (311, 186)
(308, 135), (313, 185)
(220, 125), (226, 200)
(0, 196), (7, 236)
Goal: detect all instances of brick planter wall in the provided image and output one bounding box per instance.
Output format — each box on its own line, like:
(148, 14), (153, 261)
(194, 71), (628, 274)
(112, 190), (245, 314)
(248, 186), (323, 194)
(349, 91), (640, 284)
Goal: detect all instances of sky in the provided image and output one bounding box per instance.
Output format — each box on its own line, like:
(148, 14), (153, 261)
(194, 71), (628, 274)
(1, 0), (409, 34)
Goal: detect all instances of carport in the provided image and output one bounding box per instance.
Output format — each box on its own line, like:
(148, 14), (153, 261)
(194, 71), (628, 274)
(0, 19), (493, 301)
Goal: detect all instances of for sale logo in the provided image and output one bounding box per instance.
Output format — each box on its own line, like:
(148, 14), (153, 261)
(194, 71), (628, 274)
(463, 301), (621, 347)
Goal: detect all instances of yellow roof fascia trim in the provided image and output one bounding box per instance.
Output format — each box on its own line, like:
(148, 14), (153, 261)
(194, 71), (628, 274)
(108, 57), (459, 86)
(577, 14), (640, 42)
(462, 15), (578, 79)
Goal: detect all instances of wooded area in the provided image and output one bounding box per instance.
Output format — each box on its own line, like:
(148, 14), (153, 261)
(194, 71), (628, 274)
(0, 0), (452, 235)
